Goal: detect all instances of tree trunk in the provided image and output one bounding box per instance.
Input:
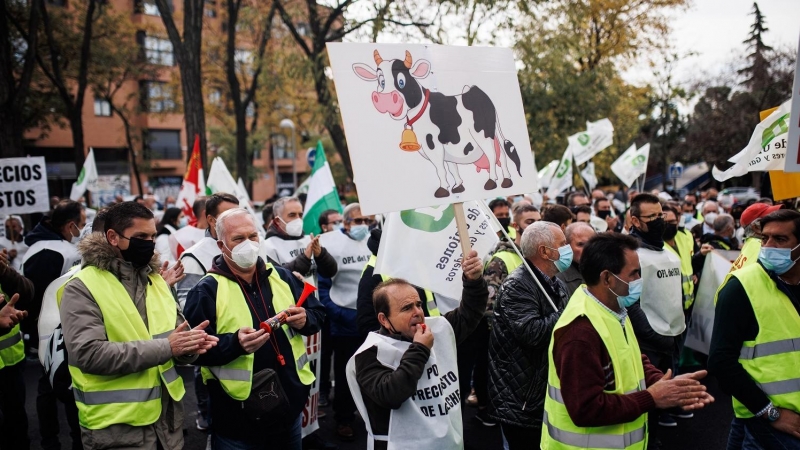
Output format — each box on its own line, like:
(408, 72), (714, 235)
(70, 107), (86, 174)
(0, 111), (25, 157)
(311, 55), (353, 179)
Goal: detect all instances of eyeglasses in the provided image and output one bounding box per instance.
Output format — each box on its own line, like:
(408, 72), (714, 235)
(637, 213), (664, 222)
(349, 218), (374, 225)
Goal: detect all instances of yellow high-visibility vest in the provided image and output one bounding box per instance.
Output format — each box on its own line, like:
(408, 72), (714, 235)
(0, 285), (24, 369)
(666, 230), (695, 309)
(542, 287), (647, 449)
(57, 266), (184, 430)
(201, 264), (314, 400)
(716, 264), (800, 418)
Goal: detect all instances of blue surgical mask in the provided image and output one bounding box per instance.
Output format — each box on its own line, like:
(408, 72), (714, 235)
(683, 213), (693, 224)
(349, 224), (369, 241)
(758, 243), (800, 275)
(546, 244), (573, 273)
(178, 216), (188, 229)
(610, 273), (643, 308)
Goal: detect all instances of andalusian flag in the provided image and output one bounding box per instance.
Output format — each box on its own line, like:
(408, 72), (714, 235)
(303, 141), (342, 235)
(70, 148), (98, 202)
(176, 135), (205, 225)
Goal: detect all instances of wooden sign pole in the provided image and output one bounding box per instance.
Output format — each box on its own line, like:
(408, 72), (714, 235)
(452, 202), (473, 257)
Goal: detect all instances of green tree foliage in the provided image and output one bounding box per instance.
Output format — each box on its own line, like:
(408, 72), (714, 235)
(515, 0), (688, 183)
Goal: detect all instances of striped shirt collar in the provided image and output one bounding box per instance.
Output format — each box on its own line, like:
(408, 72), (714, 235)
(584, 287), (628, 327)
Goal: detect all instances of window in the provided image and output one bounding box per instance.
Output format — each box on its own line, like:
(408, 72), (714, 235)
(245, 102), (255, 118)
(94, 98), (111, 117)
(296, 23), (311, 37)
(204, 0), (216, 17)
(234, 49), (253, 75)
(135, 0), (172, 15)
(208, 89), (222, 106)
(144, 36), (174, 66)
(145, 130), (182, 160)
(141, 81), (176, 112)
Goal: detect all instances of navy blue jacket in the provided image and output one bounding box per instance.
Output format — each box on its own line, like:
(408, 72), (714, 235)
(319, 275), (360, 337)
(185, 255), (325, 442)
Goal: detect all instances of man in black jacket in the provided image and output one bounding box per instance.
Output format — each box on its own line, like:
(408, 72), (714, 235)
(349, 249), (487, 450)
(488, 221), (571, 449)
(185, 208), (326, 449)
(627, 193), (687, 435)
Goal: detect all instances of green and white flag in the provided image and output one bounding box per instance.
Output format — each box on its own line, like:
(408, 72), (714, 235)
(581, 162), (598, 190)
(303, 141), (343, 235)
(546, 147), (573, 198)
(537, 160), (560, 189)
(571, 118), (614, 165)
(70, 148), (98, 202)
(611, 143), (649, 187)
(206, 157), (259, 225)
(713, 99), (791, 181)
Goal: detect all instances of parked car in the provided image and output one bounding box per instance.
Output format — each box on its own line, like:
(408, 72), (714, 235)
(719, 187), (760, 206)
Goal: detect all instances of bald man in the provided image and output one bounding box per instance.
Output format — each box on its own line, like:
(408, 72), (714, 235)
(556, 222), (596, 297)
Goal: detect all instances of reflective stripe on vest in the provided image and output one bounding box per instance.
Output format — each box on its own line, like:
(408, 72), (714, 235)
(666, 231), (695, 310)
(0, 285), (24, 369)
(723, 264), (800, 418)
(542, 287), (648, 449)
(57, 266), (185, 430)
(490, 251), (523, 274)
(201, 264), (315, 401)
(363, 255), (440, 317)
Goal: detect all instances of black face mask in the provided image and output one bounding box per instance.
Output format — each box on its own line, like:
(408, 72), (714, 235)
(663, 224), (678, 241)
(497, 217), (511, 230)
(118, 236), (156, 268)
(596, 210), (611, 220)
(636, 217), (666, 246)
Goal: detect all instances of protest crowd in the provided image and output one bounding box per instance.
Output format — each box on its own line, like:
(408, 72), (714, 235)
(1, 182), (800, 450)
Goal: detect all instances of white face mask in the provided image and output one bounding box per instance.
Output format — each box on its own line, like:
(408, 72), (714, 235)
(281, 218), (304, 237)
(224, 239), (261, 269)
(70, 223), (82, 245)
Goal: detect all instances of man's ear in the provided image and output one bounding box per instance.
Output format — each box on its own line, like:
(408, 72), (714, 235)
(106, 229), (119, 246)
(377, 312), (389, 329)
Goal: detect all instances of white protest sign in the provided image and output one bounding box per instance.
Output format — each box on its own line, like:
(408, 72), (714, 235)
(611, 144), (649, 187)
(300, 332), (322, 437)
(713, 100), (791, 181)
(571, 118), (614, 166)
(685, 250), (739, 355)
(545, 147), (573, 198)
(0, 157), (50, 215)
(784, 32), (800, 172)
(327, 43), (538, 215)
(375, 201), (498, 300)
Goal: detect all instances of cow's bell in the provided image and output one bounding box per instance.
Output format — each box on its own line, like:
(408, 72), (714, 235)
(399, 128), (421, 152)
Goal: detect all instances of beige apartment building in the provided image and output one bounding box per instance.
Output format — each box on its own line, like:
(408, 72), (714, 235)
(23, 0), (312, 205)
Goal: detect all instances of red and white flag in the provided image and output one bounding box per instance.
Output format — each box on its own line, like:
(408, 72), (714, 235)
(176, 135), (206, 225)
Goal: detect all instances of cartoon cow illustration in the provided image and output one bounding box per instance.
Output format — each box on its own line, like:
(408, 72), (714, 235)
(352, 50), (522, 198)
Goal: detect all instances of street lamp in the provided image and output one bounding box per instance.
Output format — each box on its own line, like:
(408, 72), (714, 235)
(270, 133), (287, 197)
(280, 118), (297, 192)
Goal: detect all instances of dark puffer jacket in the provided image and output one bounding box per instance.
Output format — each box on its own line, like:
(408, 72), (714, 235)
(488, 261), (568, 428)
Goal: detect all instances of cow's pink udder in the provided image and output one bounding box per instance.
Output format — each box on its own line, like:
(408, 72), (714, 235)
(372, 91), (404, 118)
(473, 139), (503, 172)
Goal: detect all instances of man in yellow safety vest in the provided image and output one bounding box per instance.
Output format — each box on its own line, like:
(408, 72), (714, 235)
(730, 202), (782, 272)
(710, 209), (800, 448)
(60, 201), (218, 449)
(542, 233), (713, 449)
(185, 208), (325, 450)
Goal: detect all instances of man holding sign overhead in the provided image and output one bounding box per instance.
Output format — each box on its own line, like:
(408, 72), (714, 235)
(346, 250), (487, 450)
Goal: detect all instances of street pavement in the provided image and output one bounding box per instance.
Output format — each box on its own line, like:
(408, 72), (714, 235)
(22, 360), (733, 449)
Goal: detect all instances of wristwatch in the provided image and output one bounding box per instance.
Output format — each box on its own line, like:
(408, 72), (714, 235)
(763, 404), (781, 422)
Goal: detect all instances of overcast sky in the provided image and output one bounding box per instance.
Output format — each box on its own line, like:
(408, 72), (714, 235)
(627, 0), (799, 85)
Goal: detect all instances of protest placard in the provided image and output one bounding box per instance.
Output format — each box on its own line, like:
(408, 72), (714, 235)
(327, 43), (538, 215)
(0, 157), (50, 216)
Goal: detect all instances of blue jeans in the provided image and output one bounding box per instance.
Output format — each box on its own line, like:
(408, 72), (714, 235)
(211, 414), (302, 450)
(728, 418), (800, 450)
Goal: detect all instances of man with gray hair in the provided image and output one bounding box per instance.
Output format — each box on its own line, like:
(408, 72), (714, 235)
(318, 202), (374, 440)
(701, 200), (721, 236)
(488, 221), (571, 449)
(693, 214), (738, 279)
(185, 207), (325, 449)
(556, 222), (596, 298)
(262, 196), (338, 281)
